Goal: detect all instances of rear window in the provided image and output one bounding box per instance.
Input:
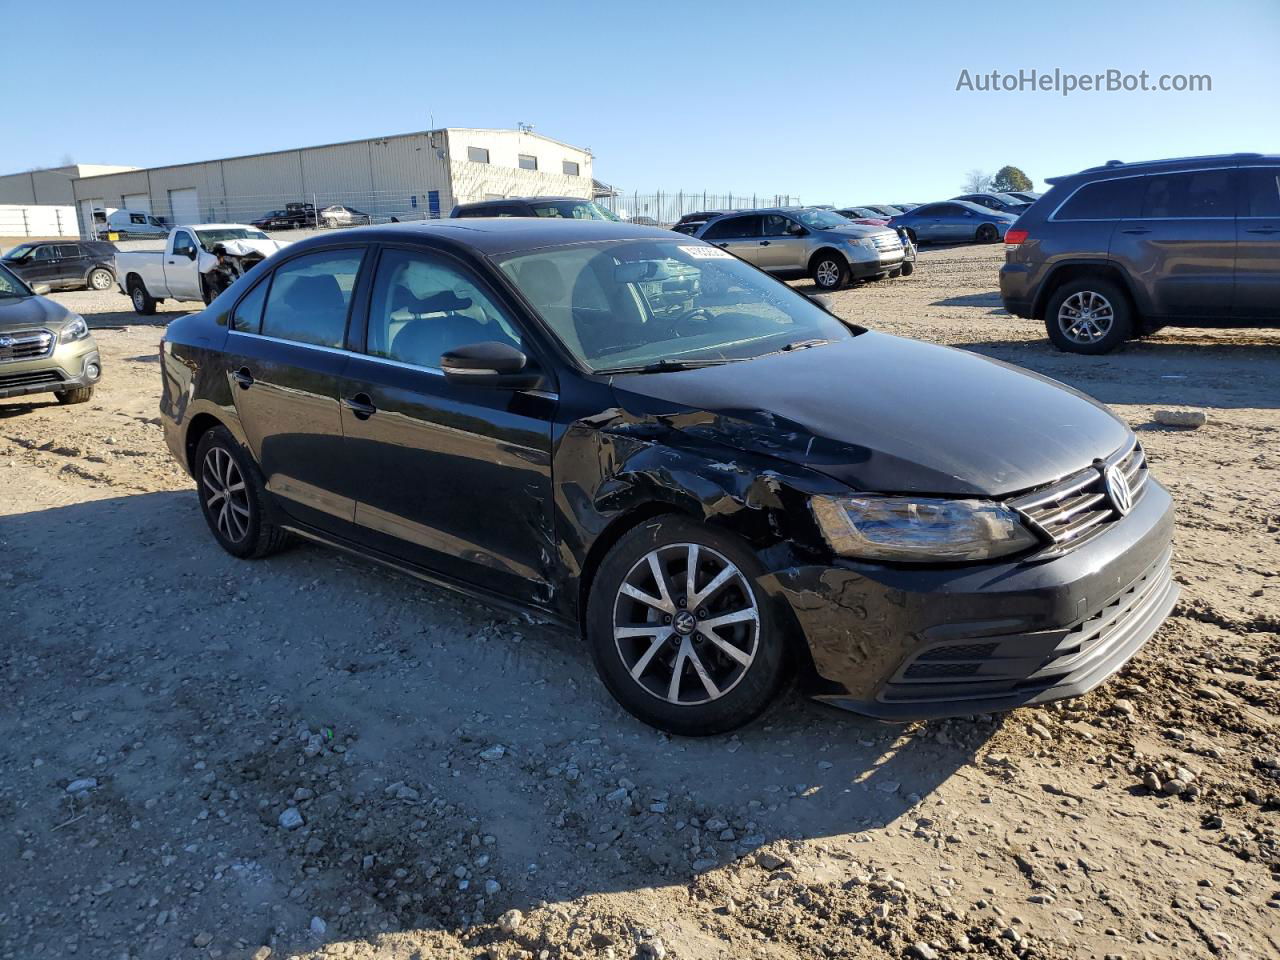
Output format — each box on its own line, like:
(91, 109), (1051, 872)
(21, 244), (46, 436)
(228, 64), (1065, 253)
(1054, 178), (1143, 220)
(1141, 170), (1235, 218)
(260, 249), (364, 347)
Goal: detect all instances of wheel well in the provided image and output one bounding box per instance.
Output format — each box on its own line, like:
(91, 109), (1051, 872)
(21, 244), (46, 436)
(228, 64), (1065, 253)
(1034, 264), (1136, 320)
(184, 413), (224, 475)
(125, 272), (144, 292)
(807, 247), (846, 272)
(576, 503), (685, 634)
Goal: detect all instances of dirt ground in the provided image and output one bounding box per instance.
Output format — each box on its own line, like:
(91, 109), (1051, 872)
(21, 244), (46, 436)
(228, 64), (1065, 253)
(2, 245), (1277, 960)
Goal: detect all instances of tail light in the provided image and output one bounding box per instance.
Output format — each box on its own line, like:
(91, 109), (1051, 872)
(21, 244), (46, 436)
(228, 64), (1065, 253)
(1005, 228), (1029, 247)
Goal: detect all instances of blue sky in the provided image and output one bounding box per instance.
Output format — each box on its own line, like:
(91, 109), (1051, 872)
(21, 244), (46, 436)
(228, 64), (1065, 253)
(5, 0), (1277, 202)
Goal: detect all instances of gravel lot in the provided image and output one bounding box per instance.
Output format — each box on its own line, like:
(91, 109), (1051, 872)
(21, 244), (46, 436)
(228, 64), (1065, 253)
(2, 244), (1278, 960)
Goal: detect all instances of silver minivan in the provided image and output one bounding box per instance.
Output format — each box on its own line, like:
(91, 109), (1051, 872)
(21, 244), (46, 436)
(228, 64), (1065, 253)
(692, 207), (905, 289)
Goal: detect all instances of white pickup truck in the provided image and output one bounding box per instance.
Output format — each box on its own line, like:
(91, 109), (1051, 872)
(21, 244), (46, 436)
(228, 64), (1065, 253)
(115, 224), (289, 314)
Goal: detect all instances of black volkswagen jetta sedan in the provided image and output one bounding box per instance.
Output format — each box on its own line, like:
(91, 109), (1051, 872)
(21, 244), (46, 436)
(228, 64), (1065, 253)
(159, 219), (1177, 735)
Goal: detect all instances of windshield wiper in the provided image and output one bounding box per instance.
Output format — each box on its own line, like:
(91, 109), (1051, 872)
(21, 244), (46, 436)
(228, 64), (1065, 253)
(778, 338), (833, 352)
(598, 357), (750, 375)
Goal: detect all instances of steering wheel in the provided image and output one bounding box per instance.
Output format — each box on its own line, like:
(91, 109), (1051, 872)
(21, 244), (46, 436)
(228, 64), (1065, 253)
(669, 307), (715, 337)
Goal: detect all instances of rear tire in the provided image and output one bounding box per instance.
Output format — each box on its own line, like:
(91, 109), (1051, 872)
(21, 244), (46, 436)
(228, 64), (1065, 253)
(130, 282), (157, 315)
(1044, 277), (1134, 355)
(810, 252), (850, 291)
(194, 426), (290, 559)
(585, 515), (789, 736)
(55, 387), (93, 404)
(88, 268), (113, 291)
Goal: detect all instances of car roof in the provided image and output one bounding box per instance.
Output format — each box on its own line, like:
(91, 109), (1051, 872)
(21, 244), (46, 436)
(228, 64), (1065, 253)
(279, 218), (680, 257)
(1049, 152), (1277, 184)
(456, 196), (588, 207)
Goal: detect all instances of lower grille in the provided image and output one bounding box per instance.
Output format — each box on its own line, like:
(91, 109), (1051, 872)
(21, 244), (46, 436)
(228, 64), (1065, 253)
(0, 331), (55, 362)
(1008, 439), (1148, 556)
(880, 547), (1176, 706)
(0, 370), (62, 389)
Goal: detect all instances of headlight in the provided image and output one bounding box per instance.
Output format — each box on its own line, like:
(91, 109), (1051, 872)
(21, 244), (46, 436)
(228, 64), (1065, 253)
(811, 495), (1038, 562)
(60, 316), (90, 342)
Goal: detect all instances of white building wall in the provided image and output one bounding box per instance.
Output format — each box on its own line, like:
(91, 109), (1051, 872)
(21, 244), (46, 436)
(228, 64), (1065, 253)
(444, 130), (593, 207)
(0, 204), (80, 238)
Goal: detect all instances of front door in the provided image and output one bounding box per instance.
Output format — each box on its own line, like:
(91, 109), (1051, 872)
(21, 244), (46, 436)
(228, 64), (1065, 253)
(23, 245), (62, 286)
(168, 230), (204, 301)
(339, 244), (556, 604)
(756, 214), (809, 272)
(1235, 165), (1280, 321)
(1109, 168), (1237, 320)
(222, 246), (369, 534)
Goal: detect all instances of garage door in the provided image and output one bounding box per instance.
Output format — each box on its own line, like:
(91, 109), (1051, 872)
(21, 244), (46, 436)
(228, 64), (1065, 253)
(169, 188), (199, 226)
(122, 192), (151, 214)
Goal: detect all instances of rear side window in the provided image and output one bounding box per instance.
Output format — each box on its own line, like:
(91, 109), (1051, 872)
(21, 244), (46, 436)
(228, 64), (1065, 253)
(260, 249), (364, 348)
(1241, 167), (1280, 217)
(1141, 170), (1235, 218)
(231, 276), (270, 333)
(1054, 178), (1143, 220)
(702, 215), (761, 239)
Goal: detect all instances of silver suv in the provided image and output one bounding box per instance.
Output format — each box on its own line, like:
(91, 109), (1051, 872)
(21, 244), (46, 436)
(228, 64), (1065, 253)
(692, 207), (905, 289)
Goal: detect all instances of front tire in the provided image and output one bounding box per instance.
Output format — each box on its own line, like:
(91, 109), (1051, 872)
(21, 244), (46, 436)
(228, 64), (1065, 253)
(194, 427), (289, 559)
(1044, 277), (1133, 355)
(585, 515), (788, 736)
(900, 260), (915, 277)
(811, 252), (850, 291)
(976, 223), (1000, 243)
(88, 268), (114, 291)
(130, 282), (157, 315)
(55, 387), (94, 404)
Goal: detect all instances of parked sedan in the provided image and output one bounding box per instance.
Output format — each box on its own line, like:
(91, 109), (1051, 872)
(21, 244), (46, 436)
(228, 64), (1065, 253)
(159, 219), (1176, 735)
(319, 205), (372, 228)
(952, 193), (1031, 215)
(2, 240), (118, 291)
(834, 206), (891, 225)
(889, 200), (1018, 244)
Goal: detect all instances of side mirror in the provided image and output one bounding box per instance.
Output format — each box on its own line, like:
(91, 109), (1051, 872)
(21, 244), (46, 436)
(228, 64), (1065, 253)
(441, 341), (542, 390)
(30, 282), (51, 295)
(787, 223), (807, 236)
(186, 247), (197, 260)
(806, 292), (835, 312)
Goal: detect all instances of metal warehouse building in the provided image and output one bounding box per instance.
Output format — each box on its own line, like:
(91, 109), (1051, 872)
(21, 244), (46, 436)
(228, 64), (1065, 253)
(67, 128), (594, 235)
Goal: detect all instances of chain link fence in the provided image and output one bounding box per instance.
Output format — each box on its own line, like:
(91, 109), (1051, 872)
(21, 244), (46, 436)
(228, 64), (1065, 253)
(595, 191), (804, 226)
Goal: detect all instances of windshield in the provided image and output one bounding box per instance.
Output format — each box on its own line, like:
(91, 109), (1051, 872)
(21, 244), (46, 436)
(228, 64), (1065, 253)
(194, 228), (270, 247)
(497, 238), (855, 373)
(529, 200), (621, 222)
(0, 263), (30, 297)
(792, 208), (852, 229)
(3, 243), (36, 261)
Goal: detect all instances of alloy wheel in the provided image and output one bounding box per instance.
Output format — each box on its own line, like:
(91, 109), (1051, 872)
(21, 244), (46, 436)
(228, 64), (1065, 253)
(815, 260), (840, 288)
(90, 270), (113, 290)
(613, 543), (759, 706)
(1057, 290), (1115, 345)
(202, 447), (251, 543)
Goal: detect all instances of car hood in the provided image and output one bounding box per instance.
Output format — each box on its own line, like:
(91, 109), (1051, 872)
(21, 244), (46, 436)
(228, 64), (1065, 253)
(820, 223), (887, 239)
(0, 293), (73, 333)
(606, 332), (1131, 497)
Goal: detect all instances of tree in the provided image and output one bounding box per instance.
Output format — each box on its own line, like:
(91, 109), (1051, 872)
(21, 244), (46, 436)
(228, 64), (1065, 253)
(961, 169), (993, 193)
(991, 165), (1033, 193)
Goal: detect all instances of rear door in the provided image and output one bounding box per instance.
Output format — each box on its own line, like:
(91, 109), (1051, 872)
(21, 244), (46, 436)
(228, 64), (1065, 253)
(338, 244), (556, 603)
(1235, 164), (1280, 320)
(54, 245), (88, 288)
(700, 215), (764, 264)
(221, 246), (370, 534)
(1108, 168), (1236, 320)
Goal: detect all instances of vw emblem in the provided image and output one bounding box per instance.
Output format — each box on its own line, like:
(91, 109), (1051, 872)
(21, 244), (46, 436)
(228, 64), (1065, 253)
(0, 336), (13, 349)
(1103, 464), (1133, 516)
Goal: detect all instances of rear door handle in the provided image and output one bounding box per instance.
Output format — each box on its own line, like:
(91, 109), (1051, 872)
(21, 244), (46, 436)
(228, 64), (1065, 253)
(343, 393), (377, 420)
(759, 240), (771, 246)
(1120, 228), (1151, 235)
(232, 367), (254, 389)
(1244, 226), (1280, 234)
(717, 243), (729, 248)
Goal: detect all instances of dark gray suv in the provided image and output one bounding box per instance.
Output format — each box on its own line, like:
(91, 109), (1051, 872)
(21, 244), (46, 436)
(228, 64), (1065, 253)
(1000, 153), (1280, 353)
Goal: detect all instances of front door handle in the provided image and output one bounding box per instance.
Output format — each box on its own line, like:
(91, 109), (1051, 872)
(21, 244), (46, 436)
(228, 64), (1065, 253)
(232, 367), (254, 389)
(1244, 226), (1280, 234)
(1120, 228), (1151, 235)
(343, 393), (377, 420)
(759, 240), (771, 246)
(717, 243), (729, 248)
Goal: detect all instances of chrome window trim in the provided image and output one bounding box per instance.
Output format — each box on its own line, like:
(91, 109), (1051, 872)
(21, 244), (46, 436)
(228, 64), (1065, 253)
(1048, 165), (1240, 223)
(227, 329), (353, 357)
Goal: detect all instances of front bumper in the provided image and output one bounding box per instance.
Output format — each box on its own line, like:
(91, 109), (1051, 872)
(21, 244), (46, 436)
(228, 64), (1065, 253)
(762, 478), (1177, 721)
(848, 249), (905, 280)
(0, 341), (101, 400)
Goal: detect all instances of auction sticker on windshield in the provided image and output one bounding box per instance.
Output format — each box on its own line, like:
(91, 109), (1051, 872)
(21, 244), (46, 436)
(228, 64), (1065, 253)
(679, 245), (734, 260)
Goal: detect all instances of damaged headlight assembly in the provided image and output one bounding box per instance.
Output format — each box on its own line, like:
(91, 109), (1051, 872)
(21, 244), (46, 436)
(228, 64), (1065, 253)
(810, 495), (1039, 562)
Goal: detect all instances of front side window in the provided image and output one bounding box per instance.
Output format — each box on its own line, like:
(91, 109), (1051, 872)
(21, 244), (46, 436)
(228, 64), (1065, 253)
(172, 231), (197, 257)
(562, 160), (580, 177)
(467, 146), (490, 164)
(1241, 167), (1280, 217)
(518, 153), (538, 171)
(231, 275), (270, 333)
(130, 214), (146, 224)
(32, 245), (57, 260)
(260, 249), (364, 348)
(365, 248), (522, 368)
(1055, 178), (1143, 220)
(497, 239), (857, 373)
(1142, 170), (1235, 218)
(761, 214), (795, 237)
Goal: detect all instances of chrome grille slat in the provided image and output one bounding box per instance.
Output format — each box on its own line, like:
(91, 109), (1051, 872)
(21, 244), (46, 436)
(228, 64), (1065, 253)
(0, 331), (55, 363)
(1032, 491), (1107, 528)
